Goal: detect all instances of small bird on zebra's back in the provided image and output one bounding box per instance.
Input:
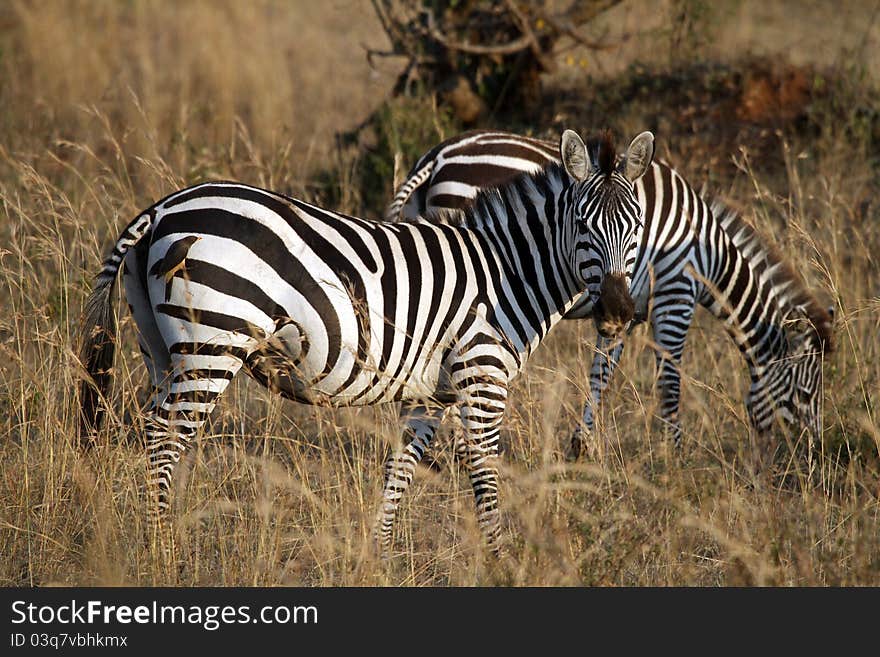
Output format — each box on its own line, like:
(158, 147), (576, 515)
(148, 235), (201, 302)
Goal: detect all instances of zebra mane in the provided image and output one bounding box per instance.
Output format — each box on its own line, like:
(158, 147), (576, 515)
(711, 200), (834, 352)
(586, 130), (616, 176)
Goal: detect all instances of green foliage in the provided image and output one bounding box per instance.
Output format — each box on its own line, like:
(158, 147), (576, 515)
(358, 94), (461, 218)
(667, 0), (732, 64)
(806, 59), (880, 166)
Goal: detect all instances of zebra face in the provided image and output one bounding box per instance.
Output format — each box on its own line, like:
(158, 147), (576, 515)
(791, 344), (825, 438)
(746, 323), (828, 440)
(560, 129), (654, 333)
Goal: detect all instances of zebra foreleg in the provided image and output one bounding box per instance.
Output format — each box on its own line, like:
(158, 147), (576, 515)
(655, 359), (685, 447)
(651, 305), (694, 448)
(374, 403), (443, 558)
(569, 335), (625, 461)
(458, 384), (508, 554)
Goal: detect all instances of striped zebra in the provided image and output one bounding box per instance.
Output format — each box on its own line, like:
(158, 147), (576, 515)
(387, 130), (834, 455)
(78, 128), (655, 556)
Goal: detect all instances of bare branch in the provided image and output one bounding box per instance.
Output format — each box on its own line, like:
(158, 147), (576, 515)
(560, 0), (623, 27)
(364, 46), (410, 70)
(365, 0), (628, 115)
(540, 12), (625, 52)
(427, 27), (534, 56)
(505, 0), (556, 72)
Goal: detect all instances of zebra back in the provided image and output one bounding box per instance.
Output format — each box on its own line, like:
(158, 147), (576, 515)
(386, 130), (558, 222)
(711, 199), (833, 350)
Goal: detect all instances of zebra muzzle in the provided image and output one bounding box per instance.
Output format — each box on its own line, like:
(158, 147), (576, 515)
(593, 272), (635, 338)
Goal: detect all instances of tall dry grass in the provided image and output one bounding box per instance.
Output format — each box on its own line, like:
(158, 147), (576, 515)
(1, 1), (878, 586)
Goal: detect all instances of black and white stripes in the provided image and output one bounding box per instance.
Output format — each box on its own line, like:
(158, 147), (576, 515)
(386, 131), (559, 221)
(388, 129), (833, 453)
(78, 129), (654, 555)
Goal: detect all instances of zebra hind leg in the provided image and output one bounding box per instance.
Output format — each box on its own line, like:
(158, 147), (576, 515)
(144, 350), (243, 561)
(122, 248), (173, 447)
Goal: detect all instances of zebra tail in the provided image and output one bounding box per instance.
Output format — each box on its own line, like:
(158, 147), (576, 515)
(78, 212), (154, 447)
(384, 160), (434, 222)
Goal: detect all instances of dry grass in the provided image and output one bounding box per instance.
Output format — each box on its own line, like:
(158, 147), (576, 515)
(1, 1), (878, 586)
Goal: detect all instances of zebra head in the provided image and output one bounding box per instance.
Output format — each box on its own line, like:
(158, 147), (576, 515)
(560, 129), (654, 337)
(746, 310), (833, 440)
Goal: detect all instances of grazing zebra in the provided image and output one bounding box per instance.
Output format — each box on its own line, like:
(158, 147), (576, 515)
(387, 130), (834, 455)
(79, 128), (655, 556)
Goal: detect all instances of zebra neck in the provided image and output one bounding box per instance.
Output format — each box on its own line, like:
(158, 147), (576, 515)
(456, 174), (584, 356)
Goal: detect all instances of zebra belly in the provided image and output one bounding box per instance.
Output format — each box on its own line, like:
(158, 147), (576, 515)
(243, 327), (452, 406)
(155, 287), (456, 408)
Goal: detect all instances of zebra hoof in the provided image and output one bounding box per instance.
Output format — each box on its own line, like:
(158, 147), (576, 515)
(373, 538), (393, 562)
(565, 430), (586, 462)
(665, 426), (684, 451)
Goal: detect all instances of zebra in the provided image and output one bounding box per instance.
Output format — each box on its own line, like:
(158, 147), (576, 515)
(78, 128), (655, 556)
(387, 129), (834, 456)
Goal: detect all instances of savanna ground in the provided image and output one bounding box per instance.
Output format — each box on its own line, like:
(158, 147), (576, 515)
(1, 0), (879, 586)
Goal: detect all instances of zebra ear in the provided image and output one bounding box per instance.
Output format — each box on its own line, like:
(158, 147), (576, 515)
(560, 130), (589, 181)
(620, 131), (655, 182)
